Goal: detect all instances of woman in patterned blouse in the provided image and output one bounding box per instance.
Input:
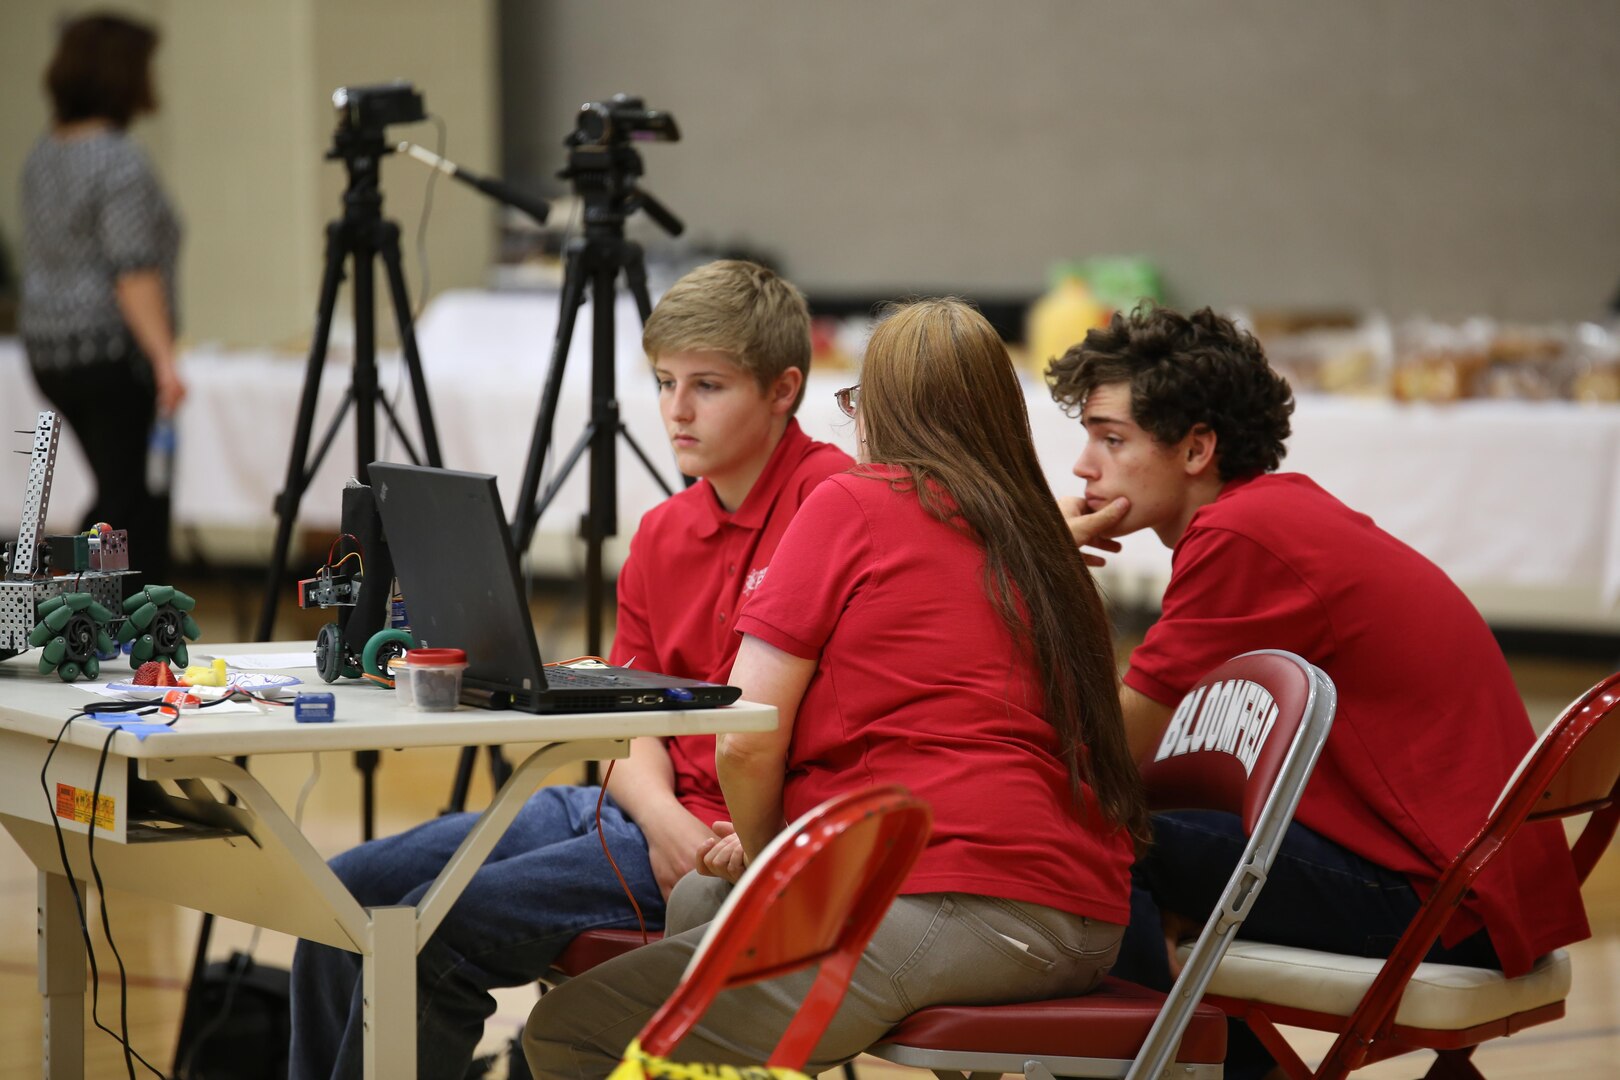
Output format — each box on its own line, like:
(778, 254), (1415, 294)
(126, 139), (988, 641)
(20, 12), (186, 580)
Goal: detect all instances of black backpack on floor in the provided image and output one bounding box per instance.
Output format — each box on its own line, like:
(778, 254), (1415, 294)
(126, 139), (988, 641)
(173, 952), (290, 1080)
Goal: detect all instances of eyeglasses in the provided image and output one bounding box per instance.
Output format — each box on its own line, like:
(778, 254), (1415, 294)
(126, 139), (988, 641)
(834, 384), (861, 418)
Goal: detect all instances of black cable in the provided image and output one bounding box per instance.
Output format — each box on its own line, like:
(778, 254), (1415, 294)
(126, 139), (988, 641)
(40, 690), (288, 1076)
(411, 113), (448, 321)
(41, 708), (174, 1078)
(87, 725), (143, 1078)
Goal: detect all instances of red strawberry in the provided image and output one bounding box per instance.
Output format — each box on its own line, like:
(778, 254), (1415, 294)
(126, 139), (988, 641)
(133, 661), (179, 686)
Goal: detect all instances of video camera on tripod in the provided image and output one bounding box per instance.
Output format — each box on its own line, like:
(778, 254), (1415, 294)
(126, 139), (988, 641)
(571, 93), (679, 145)
(328, 80), (426, 161)
(560, 94), (683, 238)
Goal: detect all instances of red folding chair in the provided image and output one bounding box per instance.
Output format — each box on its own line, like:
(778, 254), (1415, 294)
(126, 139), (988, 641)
(1193, 669), (1620, 1080)
(869, 649), (1338, 1080)
(604, 784), (932, 1073)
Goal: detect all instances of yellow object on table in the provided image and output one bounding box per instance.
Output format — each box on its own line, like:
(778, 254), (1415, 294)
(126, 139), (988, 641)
(183, 657), (229, 686)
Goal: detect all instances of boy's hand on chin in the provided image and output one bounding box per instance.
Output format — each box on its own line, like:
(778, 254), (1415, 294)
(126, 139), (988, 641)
(1057, 495), (1128, 566)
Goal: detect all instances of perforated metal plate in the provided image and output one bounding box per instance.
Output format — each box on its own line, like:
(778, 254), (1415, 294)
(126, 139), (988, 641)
(0, 573), (135, 654)
(9, 413), (60, 580)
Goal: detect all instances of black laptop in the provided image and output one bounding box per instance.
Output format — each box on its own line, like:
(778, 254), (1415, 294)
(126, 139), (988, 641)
(369, 462), (742, 714)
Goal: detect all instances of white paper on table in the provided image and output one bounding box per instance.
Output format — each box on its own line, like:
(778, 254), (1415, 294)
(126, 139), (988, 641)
(172, 700), (277, 716)
(209, 652), (318, 670)
(73, 682), (139, 698)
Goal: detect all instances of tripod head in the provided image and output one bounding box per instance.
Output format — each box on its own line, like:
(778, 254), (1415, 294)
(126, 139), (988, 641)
(562, 94), (684, 238)
(327, 82), (427, 216)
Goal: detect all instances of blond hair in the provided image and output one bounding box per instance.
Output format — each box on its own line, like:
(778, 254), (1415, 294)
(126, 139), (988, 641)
(643, 260), (812, 413)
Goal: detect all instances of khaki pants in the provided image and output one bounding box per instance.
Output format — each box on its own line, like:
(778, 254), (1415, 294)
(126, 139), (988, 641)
(524, 874), (1124, 1079)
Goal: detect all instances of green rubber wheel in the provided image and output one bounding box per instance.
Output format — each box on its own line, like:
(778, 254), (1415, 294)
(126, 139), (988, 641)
(120, 584), (200, 669)
(362, 628), (416, 678)
(31, 593), (111, 682)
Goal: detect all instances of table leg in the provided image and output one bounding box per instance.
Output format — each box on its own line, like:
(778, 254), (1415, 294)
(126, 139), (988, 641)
(38, 871), (85, 1080)
(362, 905), (417, 1080)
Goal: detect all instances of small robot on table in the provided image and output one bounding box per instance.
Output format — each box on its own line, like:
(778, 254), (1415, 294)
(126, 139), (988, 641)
(1, 411), (199, 683)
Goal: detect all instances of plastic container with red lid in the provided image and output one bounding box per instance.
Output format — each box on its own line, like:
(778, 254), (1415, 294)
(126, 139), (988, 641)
(386, 655), (414, 705)
(407, 648), (467, 711)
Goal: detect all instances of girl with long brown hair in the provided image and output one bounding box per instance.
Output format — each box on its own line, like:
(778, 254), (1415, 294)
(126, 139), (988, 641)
(525, 298), (1143, 1079)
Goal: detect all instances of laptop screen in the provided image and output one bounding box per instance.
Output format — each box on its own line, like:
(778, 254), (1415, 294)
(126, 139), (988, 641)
(369, 462), (546, 696)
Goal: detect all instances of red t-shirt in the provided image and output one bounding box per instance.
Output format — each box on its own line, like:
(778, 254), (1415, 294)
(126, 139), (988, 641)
(610, 420), (852, 824)
(1126, 473), (1588, 977)
(735, 468), (1135, 923)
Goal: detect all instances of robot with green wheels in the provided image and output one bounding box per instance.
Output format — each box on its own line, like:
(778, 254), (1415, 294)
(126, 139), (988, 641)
(1, 412), (200, 681)
(297, 479), (413, 684)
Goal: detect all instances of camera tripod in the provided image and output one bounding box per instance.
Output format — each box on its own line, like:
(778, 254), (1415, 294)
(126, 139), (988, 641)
(484, 130), (685, 792)
(510, 140), (685, 648)
(256, 126), (439, 648)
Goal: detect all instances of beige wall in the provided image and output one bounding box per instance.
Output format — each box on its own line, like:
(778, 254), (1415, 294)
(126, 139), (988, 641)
(502, 0), (1620, 321)
(1, 0), (497, 348)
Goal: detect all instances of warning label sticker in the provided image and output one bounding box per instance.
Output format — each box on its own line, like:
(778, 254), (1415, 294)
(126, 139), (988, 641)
(54, 783), (115, 832)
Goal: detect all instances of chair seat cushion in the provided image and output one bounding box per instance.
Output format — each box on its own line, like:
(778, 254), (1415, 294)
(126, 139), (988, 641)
(552, 929), (663, 977)
(875, 976), (1228, 1063)
(1183, 942), (1571, 1030)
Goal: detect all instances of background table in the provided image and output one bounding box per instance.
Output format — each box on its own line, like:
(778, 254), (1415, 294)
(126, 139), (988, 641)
(4, 290), (1618, 631)
(0, 641), (775, 1078)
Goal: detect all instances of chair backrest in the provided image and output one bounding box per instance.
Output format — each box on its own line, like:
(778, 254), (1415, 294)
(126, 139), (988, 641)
(1508, 671), (1620, 882)
(1128, 649), (1338, 1080)
(1319, 669), (1620, 1072)
(637, 784), (933, 1069)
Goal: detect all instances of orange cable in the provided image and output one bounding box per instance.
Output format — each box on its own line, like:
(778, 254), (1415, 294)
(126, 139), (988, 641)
(594, 758), (650, 944)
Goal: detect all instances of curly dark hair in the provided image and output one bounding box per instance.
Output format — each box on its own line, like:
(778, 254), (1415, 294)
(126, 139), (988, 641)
(1046, 305), (1294, 481)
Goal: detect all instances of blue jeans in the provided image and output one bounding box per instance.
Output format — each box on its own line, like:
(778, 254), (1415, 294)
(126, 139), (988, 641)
(289, 785), (665, 1080)
(1110, 811), (1499, 1080)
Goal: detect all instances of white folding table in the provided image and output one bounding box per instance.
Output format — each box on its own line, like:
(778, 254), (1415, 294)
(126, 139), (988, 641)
(0, 641), (776, 1079)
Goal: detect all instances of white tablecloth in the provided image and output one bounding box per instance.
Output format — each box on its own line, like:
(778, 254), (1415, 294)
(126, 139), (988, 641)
(5, 289), (1619, 629)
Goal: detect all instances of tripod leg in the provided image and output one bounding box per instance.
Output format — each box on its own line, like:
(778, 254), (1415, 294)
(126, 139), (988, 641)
(529, 425), (596, 524)
(583, 266), (624, 658)
(379, 223), (444, 467)
(487, 745), (513, 789)
(622, 242), (694, 491)
(355, 750), (380, 841)
(512, 243), (590, 551)
(352, 239), (379, 480)
(441, 746), (515, 816)
(444, 746), (479, 816)
(376, 392), (422, 465)
(305, 386), (356, 480)
(257, 223), (349, 641)
(620, 422), (676, 498)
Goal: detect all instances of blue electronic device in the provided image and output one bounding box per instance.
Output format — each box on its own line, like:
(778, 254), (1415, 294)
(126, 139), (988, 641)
(294, 691), (336, 723)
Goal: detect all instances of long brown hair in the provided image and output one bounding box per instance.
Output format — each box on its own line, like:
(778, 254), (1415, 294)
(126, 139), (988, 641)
(860, 299), (1148, 842)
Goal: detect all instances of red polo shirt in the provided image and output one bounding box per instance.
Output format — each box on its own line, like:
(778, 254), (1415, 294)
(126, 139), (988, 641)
(1126, 473), (1588, 977)
(610, 420), (852, 824)
(736, 468), (1135, 923)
